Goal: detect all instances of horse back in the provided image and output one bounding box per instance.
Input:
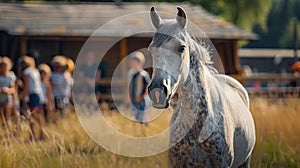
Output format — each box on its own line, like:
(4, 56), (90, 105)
(214, 74), (250, 109)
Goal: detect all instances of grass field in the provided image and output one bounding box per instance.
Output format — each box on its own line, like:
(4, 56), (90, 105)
(0, 96), (300, 168)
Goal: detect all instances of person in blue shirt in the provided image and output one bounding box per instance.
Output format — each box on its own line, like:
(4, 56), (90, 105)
(50, 55), (69, 119)
(0, 57), (15, 134)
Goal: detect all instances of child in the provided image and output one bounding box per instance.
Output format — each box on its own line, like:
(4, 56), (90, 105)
(38, 64), (54, 123)
(65, 58), (74, 101)
(7, 58), (20, 135)
(18, 56), (45, 140)
(50, 56), (69, 119)
(0, 57), (15, 134)
(10, 71), (20, 135)
(128, 52), (150, 124)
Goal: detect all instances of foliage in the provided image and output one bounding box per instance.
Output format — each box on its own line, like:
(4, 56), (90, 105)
(192, 0), (272, 32)
(126, 0), (272, 33)
(280, 18), (300, 49)
(247, 0), (300, 48)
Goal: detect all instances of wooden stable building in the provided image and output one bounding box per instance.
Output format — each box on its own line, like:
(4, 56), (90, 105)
(0, 2), (258, 100)
(0, 2), (256, 74)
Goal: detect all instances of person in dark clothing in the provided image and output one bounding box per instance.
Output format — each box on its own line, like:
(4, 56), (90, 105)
(128, 52), (150, 124)
(78, 51), (109, 94)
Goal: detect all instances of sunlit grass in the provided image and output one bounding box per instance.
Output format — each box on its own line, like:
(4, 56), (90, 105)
(250, 96), (300, 167)
(102, 106), (172, 137)
(0, 96), (299, 167)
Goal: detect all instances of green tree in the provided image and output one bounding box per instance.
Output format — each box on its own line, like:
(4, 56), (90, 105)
(189, 0), (271, 32)
(247, 0), (300, 48)
(280, 18), (300, 49)
(144, 0), (272, 32)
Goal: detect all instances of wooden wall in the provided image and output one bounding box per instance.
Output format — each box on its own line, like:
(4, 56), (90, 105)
(0, 35), (240, 77)
(212, 39), (239, 75)
(0, 31), (9, 56)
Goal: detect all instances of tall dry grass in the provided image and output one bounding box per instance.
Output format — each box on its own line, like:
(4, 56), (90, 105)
(0, 96), (299, 167)
(250, 96), (300, 167)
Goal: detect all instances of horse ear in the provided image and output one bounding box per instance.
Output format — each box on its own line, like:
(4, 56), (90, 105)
(176, 6), (187, 29)
(150, 6), (162, 29)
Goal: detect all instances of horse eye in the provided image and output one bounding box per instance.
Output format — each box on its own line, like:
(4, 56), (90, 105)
(178, 45), (185, 53)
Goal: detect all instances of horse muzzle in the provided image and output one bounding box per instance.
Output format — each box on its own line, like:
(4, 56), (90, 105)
(148, 78), (172, 109)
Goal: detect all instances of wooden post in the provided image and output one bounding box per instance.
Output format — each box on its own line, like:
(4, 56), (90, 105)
(0, 39), (2, 55)
(20, 37), (27, 56)
(59, 40), (64, 55)
(120, 38), (128, 101)
(233, 40), (239, 73)
(10, 38), (18, 61)
(120, 38), (128, 76)
(0, 33), (7, 55)
(293, 19), (298, 62)
(233, 40), (244, 83)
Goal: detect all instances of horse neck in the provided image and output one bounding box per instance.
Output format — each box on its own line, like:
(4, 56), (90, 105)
(178, 50), (209, 121)
(169, 39), (219, 145)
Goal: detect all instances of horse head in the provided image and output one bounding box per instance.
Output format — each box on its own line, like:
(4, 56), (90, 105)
(148, 7), (191, 109)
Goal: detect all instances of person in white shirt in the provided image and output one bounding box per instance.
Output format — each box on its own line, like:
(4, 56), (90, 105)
(18, 56), (45, 141)
(38, 64), (54, 123)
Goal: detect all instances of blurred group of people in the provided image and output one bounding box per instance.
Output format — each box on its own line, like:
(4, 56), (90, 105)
(0, 50), (152, 141)
(0, 55), (74, 141)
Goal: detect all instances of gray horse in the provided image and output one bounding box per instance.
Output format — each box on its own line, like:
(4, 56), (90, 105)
(148, 7), (256, 168)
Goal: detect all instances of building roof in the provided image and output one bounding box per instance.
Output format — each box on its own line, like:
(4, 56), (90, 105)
(0, 2), (257, 40)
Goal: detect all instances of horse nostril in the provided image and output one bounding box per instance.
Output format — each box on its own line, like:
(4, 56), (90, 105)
(154, 90), (161, 103)
(149, 87), (168, 104)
